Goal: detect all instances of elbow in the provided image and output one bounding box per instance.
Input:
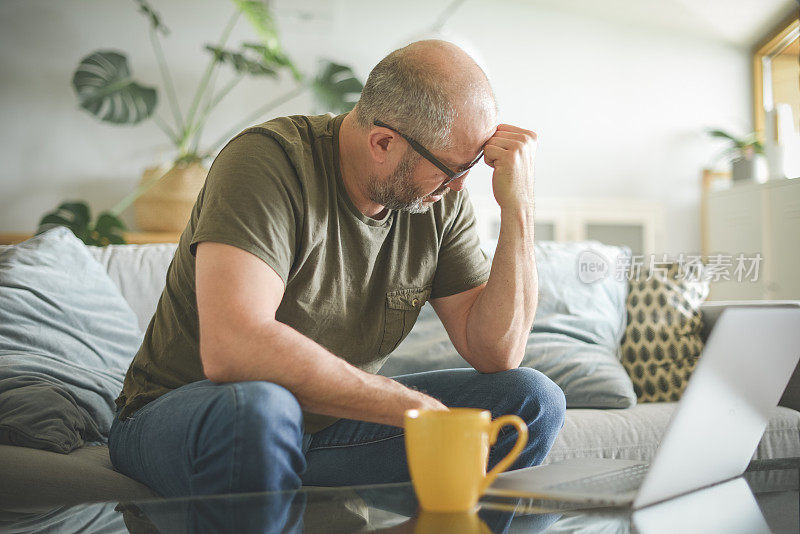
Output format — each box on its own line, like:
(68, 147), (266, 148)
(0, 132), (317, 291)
(471, 349), (524, 374)
(203, 366), (228, 384)
(474, 363), (510, 374)
(466, 324), (527, 374)
(474, 362), (520, 374)
(201, 344), (232, 383)
(199, 328), (240, 383)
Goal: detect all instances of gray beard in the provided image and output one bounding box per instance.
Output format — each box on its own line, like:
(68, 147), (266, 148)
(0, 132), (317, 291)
(366, 153), (448, 214)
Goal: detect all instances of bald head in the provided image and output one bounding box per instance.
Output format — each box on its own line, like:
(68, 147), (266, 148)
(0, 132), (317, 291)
(353, 40), (497, 151)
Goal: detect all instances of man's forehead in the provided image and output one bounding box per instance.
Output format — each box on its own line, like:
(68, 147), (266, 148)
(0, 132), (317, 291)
(443, 121), (495, 166)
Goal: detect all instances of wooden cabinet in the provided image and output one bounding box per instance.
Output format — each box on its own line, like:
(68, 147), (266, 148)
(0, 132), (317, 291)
(764, 180), (800, 297)
(705, 178), (800, 299)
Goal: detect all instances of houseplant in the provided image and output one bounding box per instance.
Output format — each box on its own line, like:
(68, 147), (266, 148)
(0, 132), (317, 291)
(38, 0), (362, 244)
(708, 129), (765, 183)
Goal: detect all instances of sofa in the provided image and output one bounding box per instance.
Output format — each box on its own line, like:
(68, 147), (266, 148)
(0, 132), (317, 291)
(1, 230), (799, 511)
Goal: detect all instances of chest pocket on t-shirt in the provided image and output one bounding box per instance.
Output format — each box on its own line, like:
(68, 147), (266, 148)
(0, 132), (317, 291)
(378, 287), (432, 356)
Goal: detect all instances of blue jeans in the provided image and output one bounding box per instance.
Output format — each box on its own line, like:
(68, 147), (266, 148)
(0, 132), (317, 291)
(108, 368), (566, 497)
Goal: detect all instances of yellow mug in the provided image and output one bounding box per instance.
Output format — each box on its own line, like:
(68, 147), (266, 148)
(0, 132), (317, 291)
(404, 408), (528, 512)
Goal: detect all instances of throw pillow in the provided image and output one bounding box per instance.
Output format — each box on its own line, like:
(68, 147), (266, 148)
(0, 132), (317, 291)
(0, 227), (143, 453)
(380, 241), (637, 409)
(0, 375), (102, 453)
(526, 241), (636, 408)
(620, 262), (709, 402)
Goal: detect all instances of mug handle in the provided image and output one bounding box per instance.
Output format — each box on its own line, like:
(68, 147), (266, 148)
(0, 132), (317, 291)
(480, 415), (529, 493)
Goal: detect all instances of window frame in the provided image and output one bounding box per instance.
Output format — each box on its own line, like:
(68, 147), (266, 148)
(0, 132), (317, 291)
(752, 9), (799, 139)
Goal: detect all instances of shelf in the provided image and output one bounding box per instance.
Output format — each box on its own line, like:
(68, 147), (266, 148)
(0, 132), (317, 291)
(0, 231), (182, 245)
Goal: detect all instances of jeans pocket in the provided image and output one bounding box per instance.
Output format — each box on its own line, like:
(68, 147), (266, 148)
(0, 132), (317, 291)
(378, 287), (431, 355)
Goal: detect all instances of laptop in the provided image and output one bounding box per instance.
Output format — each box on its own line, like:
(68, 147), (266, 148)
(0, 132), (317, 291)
(491, 307), (800, 509)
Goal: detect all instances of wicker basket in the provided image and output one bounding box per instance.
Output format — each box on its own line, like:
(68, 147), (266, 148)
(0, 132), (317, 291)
(134, 162), (208, 232)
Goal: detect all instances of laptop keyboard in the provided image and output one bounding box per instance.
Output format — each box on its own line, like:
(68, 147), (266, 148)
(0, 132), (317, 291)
(545, 463), (651, 494)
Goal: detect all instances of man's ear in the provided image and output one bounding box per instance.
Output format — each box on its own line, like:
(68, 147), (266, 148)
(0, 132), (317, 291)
(367, 128), (394, 165)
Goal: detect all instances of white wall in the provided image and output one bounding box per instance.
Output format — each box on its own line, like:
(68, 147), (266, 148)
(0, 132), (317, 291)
(0, 0), (755, 254)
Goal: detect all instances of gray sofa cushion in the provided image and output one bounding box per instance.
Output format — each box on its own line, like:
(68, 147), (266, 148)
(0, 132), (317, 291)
(0, 228), (143, 452)
(548, 404), (800, 465)
(0, 444), (156, 508)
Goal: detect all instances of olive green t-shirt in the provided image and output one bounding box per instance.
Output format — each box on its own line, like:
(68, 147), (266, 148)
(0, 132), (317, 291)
(115, 113), (492, 433)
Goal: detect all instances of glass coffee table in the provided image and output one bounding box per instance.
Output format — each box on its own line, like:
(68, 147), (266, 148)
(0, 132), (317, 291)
(2, 459), (797, 533)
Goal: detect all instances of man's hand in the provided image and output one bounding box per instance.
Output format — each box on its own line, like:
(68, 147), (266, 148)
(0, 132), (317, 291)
(415, 395), (449, 413)
(483, 124), (538, 211)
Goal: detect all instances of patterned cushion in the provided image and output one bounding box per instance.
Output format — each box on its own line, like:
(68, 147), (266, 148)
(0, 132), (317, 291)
(620, 263), (709, 402)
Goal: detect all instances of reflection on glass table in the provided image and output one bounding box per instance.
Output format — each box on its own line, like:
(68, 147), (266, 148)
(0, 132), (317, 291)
(0, 459), (797, 533)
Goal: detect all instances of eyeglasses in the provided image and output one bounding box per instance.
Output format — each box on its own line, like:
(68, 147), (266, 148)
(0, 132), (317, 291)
(373, 119), (484, 186)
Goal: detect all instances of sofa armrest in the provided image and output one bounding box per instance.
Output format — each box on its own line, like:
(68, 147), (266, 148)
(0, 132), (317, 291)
(699, 300), (800, 412)
(699, 300), (800, 341)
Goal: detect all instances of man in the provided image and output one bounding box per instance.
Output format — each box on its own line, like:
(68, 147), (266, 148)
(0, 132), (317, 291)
(108, 40), (566, 497)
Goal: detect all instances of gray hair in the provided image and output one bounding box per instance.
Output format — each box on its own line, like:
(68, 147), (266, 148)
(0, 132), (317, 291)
(353, 47), (458, 151)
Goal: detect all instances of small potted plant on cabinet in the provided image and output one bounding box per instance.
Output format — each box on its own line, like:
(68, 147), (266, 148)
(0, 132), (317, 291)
(708, 129), (765, 183)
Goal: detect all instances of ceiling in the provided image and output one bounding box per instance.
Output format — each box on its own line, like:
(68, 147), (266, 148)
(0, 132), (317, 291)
(272, 0), (798, 51)
(528, 0), (797, 50)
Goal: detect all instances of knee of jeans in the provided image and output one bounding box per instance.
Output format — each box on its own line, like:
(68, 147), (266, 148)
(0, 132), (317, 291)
(503, 367), (566, 432)
(231, 381), (304, 439)
(191, 381), (305, 494)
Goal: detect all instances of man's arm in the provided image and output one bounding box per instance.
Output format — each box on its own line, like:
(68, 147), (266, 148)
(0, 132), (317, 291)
(196, 241), (447, 428)
(431, 124), (538, 373)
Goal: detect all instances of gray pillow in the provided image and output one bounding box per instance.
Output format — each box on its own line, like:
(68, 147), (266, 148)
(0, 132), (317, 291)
(0, 227), (143, 453)
(380, 241), (637, 409)
(527, 241), (635, 408)
(0, 375), (102, 454)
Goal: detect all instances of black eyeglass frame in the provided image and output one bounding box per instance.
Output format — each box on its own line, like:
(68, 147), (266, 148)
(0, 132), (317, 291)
(373, 119), (484, 186)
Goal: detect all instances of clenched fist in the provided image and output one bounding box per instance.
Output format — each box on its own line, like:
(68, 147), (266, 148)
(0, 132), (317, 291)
(483, 124), (538, 212)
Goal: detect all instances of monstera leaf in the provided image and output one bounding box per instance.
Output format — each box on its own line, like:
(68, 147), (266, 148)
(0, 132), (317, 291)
(37, 201), (127, 246)
(72, 51), (157, 125)
(311, 61), (363, 114)
(232, 0), (301, 80)
(206, 44), (284, 77)
(242, 42), (299, 80)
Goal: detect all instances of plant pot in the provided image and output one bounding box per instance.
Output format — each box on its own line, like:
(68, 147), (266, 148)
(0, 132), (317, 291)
(731, 156), (758, 183)
(134, 162), (208, 232)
